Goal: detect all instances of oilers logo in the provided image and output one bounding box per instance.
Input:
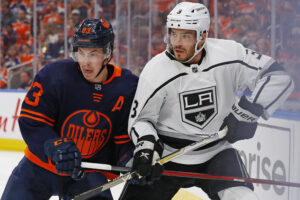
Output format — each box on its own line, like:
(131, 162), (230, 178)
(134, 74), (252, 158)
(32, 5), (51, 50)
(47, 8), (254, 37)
(179, 86), (217, 129)
(61, 110), (112, 158)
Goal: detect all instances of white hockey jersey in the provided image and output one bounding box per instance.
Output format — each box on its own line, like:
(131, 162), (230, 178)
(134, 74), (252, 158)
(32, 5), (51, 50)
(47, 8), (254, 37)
(128, 38), (294, 164)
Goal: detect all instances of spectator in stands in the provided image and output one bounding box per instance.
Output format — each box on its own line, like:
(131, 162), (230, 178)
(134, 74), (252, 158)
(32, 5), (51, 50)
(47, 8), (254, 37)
(47, 32), (65, 59)
(2, 23), (17, 54)
(18, 70), (32, 90)
(52, 10), (65, 25)
(41, 0), (59, 36)
(89, 3), (104, 19)
(99, 0), (115, 19)
(71, 9), (81, 28)
(13, 9), (31, 44)
(36, 0), (48, 15)
(10, 0), (28, 17)
(15, 30), (29, 49)
(68, 0), (89, 22)
(20, 44), (34, 66)
(255, 36), (270, 56)
(0, 54), (8, 89)
(4, 45), (20, 69)
(1, 2), (17, 28)
(241, 30), (259, 49)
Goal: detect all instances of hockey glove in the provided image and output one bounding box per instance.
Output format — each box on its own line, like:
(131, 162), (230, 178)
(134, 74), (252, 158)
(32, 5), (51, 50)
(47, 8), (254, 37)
(44, 137), (84, 180)
(132, 135), (164, 185)
(221, 95), (264, 143)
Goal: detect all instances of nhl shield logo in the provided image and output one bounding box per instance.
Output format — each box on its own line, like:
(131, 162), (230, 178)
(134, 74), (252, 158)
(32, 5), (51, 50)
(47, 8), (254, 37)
(179, 87), (217, 129)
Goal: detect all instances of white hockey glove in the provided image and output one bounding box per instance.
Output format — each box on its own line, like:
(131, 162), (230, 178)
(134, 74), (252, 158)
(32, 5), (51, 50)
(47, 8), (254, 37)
(132, 135), (164, 185)
(221, 95), (264, 143)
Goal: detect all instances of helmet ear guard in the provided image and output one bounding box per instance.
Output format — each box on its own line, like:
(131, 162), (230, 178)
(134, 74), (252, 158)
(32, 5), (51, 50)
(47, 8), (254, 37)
(166, 2), (210, 63)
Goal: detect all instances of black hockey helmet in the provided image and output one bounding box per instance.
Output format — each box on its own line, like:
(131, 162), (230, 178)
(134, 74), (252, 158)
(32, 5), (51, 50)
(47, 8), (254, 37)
(72, 18), (114, 53)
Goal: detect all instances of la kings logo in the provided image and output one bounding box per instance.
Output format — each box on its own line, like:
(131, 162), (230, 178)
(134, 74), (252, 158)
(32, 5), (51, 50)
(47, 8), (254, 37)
(179, 87), (217, 129)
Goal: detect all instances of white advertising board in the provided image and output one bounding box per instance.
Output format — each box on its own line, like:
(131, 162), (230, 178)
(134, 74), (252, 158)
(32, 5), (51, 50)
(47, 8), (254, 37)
(234, 117), (300, 200)
(0, 91), (26, 140)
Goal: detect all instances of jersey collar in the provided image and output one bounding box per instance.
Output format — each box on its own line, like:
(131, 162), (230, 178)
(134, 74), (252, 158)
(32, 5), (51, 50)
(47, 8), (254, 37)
(165, 49), (206, 67)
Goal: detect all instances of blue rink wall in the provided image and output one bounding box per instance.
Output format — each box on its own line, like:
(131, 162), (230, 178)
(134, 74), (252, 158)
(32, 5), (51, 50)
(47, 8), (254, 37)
(0, 90), (299, 200)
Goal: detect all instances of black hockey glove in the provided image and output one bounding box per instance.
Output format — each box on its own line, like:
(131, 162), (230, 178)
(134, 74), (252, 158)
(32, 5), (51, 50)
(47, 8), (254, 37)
(44, 137), (84, 180)
(221, 95), (264, 144)
(131, 135), (164, 185)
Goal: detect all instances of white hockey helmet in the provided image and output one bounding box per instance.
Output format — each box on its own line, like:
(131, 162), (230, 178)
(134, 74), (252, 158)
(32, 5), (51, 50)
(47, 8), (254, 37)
(166, 2), (210, 63)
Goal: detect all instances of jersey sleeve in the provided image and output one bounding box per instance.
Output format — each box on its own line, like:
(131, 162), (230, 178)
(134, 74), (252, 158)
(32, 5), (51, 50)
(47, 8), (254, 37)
(19, 67), (59, 162)
(234, 43), (294, 119)
(128, 67), (166, 144)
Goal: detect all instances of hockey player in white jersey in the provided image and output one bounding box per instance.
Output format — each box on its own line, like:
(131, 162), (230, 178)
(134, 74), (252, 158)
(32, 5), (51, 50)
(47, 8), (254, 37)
(120, 2), (294, 200)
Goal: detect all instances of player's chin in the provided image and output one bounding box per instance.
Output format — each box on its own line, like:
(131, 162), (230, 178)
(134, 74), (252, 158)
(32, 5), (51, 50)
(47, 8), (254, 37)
(83, 73), (94, 82)
(175, 54), (187, 62)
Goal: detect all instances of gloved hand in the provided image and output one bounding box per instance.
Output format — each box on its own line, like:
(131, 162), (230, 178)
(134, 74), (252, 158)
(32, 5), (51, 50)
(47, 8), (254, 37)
(221, 95), (264, 143)
(44, 137), (84, 180)
(132, 135), (164, 185)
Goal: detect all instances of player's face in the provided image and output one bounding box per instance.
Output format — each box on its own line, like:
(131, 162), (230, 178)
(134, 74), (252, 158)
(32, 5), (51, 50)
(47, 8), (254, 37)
(77, 47), (106, 82)
(170, 29), (197, 62)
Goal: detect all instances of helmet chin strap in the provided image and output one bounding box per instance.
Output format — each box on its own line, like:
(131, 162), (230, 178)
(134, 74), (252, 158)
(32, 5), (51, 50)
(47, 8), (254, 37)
(94, 61), (106, 80)
(182, 40), (206, 64)
(167, 32), (207, 64)
(94, 47), (112, 81)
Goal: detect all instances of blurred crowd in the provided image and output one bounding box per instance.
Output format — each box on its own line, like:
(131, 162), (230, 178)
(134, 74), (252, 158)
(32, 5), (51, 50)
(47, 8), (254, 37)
(0, 0), (299, 112)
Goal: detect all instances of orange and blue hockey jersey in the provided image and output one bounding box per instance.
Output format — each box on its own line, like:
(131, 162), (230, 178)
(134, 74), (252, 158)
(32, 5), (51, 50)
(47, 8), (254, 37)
(19, 59), (138, 176)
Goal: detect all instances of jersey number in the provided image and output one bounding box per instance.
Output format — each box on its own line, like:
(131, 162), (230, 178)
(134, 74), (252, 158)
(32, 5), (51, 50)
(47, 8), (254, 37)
(82, 27), (91, 34)
(130, 100), (138, 118)
(25, 82), (44, 107)
(246, 49), (262, 60)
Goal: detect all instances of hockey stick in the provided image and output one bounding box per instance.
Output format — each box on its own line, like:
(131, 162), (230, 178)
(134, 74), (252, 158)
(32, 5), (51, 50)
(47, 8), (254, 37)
(81, 162), (130, 172)
(81, 162), (300, 188)
(163, 171), (300, 188)
(72, 127), (227, 200)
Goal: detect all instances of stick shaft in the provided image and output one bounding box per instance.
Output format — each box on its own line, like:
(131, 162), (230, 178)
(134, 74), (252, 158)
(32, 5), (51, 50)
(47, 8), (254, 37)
(163, 171), (300, 188)
(81, 162), (300, 188)
(81, 162), (130, 172)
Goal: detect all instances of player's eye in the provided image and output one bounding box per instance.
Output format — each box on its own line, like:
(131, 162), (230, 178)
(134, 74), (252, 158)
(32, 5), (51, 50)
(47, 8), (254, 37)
(170, 32), (177, 37)
(182, 34), (192, 39)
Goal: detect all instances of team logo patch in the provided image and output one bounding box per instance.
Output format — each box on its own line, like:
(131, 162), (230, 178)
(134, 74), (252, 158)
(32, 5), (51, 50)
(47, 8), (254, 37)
(179, 87), (217, 129)
(61, 110), (112, 158)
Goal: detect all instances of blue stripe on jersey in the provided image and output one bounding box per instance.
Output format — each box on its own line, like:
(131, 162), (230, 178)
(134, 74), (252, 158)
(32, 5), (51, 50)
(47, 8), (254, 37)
(141, 73), (188, 110)
(253, 76), (271, 103)
(202, 60), (260, 72)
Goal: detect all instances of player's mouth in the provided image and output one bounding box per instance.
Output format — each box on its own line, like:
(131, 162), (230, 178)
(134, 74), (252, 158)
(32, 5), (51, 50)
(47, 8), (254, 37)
(83, 69), (93, 76)
(174, 49), (185, 54)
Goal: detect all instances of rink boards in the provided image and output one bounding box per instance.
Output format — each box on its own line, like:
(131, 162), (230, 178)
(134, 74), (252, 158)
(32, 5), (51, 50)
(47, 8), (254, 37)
(0, 90), (299, 200)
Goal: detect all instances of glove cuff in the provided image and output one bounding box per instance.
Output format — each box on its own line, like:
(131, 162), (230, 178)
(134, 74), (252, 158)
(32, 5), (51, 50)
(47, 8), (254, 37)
(134, 135), (155, 155)
(154, 139), (164, 157)
(232, 96), (264, 123)
(134, 135), (164, 157)
(239, 96), (264, 117)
